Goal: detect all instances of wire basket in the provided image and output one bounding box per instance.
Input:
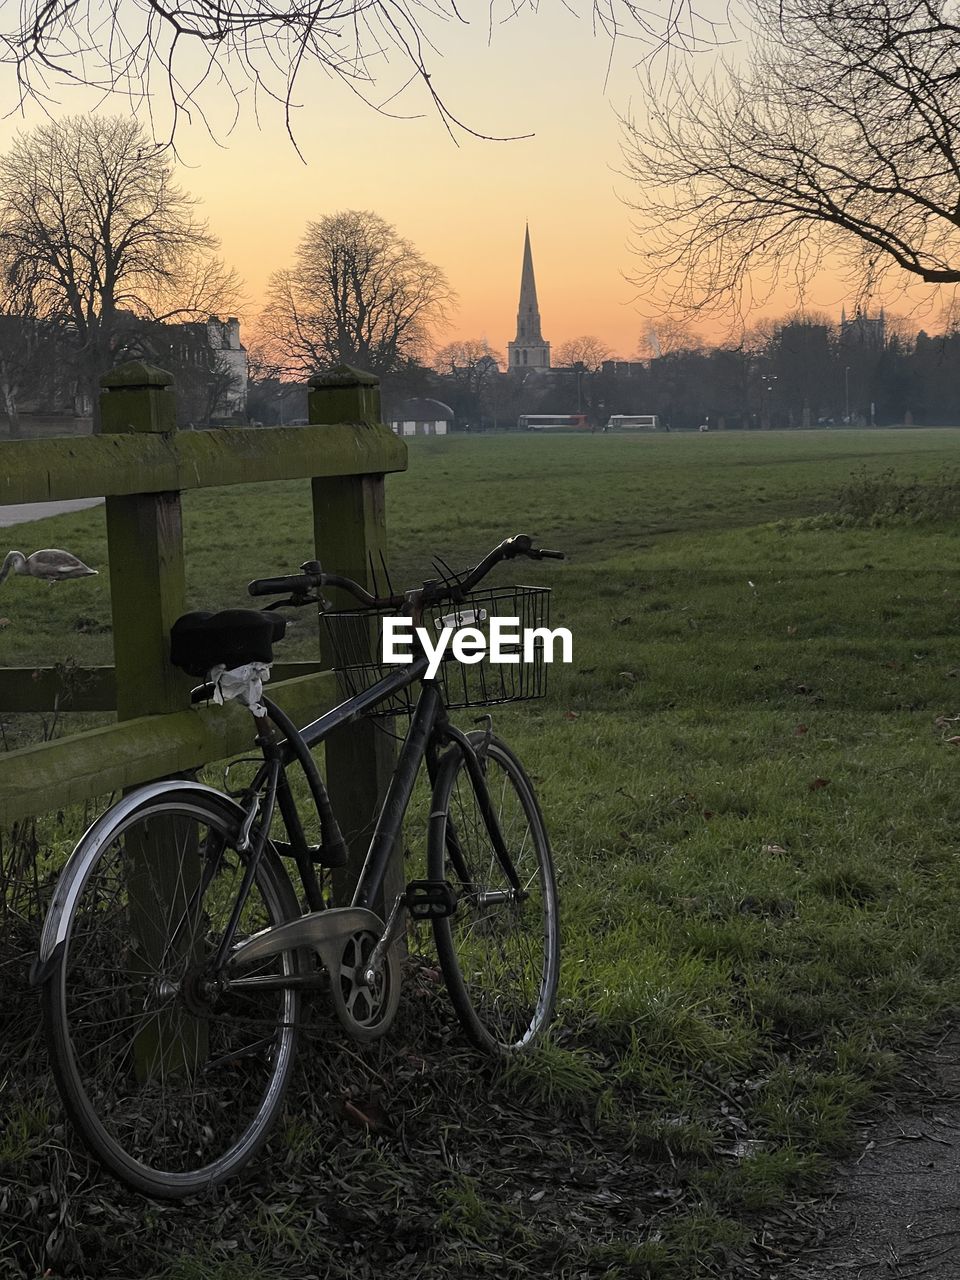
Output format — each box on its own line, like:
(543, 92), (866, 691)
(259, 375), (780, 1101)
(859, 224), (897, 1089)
(321, 584), (552, 716)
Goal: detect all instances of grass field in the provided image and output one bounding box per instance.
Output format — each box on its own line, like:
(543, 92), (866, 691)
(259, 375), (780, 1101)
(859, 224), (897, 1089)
(4, 428), (960, 1278)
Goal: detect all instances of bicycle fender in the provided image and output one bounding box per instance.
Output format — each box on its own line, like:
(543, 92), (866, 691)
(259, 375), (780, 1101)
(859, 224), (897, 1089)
(36, 781), (248, 966)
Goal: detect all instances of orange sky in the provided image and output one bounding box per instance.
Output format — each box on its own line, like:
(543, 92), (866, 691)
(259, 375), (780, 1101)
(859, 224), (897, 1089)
(169, 4), (651, 359)
(0, 5), (951, 358)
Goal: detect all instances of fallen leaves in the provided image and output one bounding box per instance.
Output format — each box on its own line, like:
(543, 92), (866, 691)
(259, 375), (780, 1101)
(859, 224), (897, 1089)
(341, 1094), (392, 1134)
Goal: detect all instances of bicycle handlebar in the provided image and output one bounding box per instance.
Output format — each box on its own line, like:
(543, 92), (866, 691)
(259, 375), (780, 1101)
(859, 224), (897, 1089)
(247, 573), (315, 599)
(247, 565), (392, 606)
(247, 534), (564, 608)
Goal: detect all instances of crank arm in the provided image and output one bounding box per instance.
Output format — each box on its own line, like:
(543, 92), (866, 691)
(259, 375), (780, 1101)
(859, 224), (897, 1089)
(364, 893), (408, 982)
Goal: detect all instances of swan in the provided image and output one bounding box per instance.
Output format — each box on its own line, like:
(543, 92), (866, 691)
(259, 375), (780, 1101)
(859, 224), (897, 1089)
(0, 549), (98, 585)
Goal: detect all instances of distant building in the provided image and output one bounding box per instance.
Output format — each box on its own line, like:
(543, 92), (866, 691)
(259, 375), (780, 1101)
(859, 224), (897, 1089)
(0, 311), (248, 426)
(601, 360), (647, 378)
(156, 314), (248, 420)
(389, 397), (454, 436)
(205, 317), (247, 414)
(507, 225), (551, 372)
(840, 306), (886, 351)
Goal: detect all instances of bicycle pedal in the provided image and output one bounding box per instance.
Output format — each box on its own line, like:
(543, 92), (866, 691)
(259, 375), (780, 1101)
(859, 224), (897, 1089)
(404, 879), (457, 920)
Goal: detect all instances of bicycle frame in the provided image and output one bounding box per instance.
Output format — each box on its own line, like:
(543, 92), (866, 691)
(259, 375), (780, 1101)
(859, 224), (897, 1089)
(225, 647), (522, 973)
(294, 653), (440, 914)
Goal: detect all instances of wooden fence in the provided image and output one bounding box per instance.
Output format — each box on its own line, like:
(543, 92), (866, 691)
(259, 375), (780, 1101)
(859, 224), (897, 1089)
(0, 361), (407, 899)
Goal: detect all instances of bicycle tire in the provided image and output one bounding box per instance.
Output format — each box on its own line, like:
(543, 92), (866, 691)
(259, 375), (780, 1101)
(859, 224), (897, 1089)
(40, 786), (302, 1199)
(428, 733), (560, 1054)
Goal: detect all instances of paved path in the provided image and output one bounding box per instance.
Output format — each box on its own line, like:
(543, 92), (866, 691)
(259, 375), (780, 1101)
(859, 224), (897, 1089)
(0, 497), (104, 529)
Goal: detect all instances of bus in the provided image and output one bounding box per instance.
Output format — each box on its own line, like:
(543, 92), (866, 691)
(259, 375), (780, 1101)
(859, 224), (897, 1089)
(605, 414), (661, 431)
(518, 414), (590, 432)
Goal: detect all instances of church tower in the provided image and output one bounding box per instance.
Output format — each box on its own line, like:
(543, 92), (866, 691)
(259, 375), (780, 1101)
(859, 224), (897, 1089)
(507, 224), (550, 371)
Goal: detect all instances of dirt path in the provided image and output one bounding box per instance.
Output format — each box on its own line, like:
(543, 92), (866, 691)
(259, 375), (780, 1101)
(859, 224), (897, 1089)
(780, 1033), (960, 1278)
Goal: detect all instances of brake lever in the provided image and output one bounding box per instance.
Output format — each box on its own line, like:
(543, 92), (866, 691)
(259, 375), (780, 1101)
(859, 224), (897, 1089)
(263, 593), (322, 611)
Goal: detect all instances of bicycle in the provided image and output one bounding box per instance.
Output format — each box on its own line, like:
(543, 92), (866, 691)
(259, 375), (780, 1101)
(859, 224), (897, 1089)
(33, 533), (563, 1199)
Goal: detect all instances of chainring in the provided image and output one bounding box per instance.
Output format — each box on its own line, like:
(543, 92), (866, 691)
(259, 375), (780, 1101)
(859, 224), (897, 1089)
(328, 929), (401, 1042)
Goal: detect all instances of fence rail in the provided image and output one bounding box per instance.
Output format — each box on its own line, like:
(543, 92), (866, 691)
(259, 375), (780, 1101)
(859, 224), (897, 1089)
(0, 360), (407, 905)
(0, 422), (404, 504)
(0, 669), (340, 823)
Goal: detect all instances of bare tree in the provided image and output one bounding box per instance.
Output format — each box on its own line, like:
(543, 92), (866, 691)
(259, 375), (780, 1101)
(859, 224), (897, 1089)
(623, 0), (960, 319)
(187, 358), (243, 427)
(0, 266), (57, 437)
(634, 320), (703, 358)
(433, 339), (502, 393)
(261, 211), (453, 377)
(245, 341), (286, 386)
(433, 338), (502, 374)
(554, 336), (612, 370)
(0, 2), (730, 144)
(433, 338), (502, 426)
(0, 114), (239, 422)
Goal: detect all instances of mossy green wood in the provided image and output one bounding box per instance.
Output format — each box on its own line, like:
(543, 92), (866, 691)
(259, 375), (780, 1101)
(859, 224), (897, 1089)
(309, 367), (407, 916)
(0, 669), (339, 824)
(0, 661), (324, 713)
(101, 365), (200, 1078)
(0, 424), (406, 504)
(101, 366), (188, 721)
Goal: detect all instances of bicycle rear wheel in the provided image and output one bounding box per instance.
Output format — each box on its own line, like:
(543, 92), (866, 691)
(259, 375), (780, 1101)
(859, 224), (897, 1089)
(40, 787), (302, 1199)
(428, 733), (560, 1054)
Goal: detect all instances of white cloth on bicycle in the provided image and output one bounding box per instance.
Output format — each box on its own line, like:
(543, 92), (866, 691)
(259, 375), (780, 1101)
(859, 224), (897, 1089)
(209, 662), (272, 715)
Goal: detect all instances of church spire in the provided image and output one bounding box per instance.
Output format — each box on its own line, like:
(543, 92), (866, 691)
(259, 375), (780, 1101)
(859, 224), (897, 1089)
(518, 224), (541, 340)
(507, 223), (550, 371)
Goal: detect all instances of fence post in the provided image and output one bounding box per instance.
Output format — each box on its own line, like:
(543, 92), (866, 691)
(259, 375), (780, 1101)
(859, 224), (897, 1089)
(100, 362), (200, 1076)
(308, 366), (402, 917)
(100, 362), (189, 720)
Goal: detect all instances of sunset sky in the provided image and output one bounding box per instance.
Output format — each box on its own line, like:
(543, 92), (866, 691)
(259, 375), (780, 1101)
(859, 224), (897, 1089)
(0, 2), (946, 359)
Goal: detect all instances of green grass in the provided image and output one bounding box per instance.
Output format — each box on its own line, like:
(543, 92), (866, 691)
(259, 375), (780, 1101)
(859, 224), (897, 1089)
(5, 427), (960, 1277)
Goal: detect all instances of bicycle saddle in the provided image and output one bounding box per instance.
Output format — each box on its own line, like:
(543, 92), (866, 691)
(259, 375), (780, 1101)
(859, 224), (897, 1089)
(170, 609), (287, 677)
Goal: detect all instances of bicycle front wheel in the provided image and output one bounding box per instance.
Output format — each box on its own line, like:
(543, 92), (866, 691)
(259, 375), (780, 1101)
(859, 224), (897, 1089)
(40, 788), (302, 1199)
(428, 733), (560, 1054)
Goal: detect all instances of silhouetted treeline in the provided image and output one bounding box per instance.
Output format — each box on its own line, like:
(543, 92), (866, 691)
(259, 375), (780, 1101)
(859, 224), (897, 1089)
(343, 318), (960, 431)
